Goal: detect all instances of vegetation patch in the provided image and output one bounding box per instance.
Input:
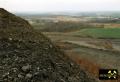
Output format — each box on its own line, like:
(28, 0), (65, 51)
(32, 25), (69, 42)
(72, 28), (120, 39)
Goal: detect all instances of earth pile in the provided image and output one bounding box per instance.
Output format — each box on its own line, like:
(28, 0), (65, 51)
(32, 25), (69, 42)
(0, 8), (97, 82)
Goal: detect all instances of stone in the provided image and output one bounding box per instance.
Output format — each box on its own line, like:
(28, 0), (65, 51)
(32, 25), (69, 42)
(25, 73), (32, 78)
(22, 65), (31, 72)
(18, 74), (24, 78)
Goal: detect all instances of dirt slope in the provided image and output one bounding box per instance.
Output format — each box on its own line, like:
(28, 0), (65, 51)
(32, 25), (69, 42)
(0, 8), (97, 82)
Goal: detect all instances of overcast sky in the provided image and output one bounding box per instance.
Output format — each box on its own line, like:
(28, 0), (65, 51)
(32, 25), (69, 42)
(0, 0), (120, 13)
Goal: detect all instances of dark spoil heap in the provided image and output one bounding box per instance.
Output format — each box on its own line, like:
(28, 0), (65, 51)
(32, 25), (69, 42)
(0, 8), (97, 82)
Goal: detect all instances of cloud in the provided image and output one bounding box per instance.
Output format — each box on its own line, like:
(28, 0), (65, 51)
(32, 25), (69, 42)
(0, 0), (120, 12)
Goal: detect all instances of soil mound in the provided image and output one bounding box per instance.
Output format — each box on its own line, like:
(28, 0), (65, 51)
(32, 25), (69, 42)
(0, 8), (97, 82)
(0, 8), (32, 29)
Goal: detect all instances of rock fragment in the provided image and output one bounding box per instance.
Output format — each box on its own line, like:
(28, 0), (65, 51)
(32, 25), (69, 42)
(25, 73), (32, 79)
(22, 64), (31, 72)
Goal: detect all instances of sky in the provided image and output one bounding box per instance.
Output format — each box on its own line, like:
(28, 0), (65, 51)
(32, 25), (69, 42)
(0, 0), (120, 13)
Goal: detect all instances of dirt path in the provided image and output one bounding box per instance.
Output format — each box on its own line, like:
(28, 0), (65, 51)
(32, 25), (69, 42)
(43, 32), (120, 51)
(61, 40), (107, 50)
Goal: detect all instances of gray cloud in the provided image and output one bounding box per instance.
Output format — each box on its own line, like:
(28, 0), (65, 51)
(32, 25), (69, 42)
(0, 0), (120, 13)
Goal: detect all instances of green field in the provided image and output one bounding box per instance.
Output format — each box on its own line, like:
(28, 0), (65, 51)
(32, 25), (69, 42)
(72, 28), (120, 38)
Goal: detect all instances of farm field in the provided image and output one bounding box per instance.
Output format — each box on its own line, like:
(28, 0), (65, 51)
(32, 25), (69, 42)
(69, 28), (120, 39)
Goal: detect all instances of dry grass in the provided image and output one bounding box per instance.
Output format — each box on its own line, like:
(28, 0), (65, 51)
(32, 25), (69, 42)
(65, 50), (120, 82)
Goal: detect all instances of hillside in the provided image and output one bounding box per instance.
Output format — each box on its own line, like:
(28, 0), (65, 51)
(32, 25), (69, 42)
(0, 8), (97, 82)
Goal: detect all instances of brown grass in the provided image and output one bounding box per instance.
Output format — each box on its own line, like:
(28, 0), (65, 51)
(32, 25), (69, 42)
(65, 51), (120, 82)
